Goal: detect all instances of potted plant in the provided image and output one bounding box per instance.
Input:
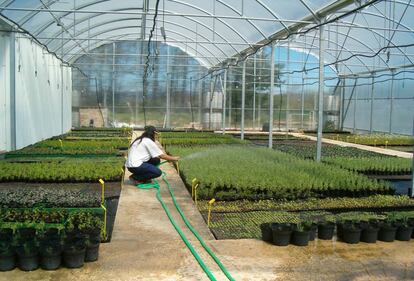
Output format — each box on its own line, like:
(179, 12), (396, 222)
(39, 227), (63, 270)
(360, 220), (379, 243)
(16, 241), (39, 271)
(341, 220), (361, 244)
(291, 223), (311, 246)
(317, 221), (335, 240)
(260, 223), (273, 243)
(395, 216), (413, 241)
(378, 218), (397, 242)
(62, 239), (86, 268)
(270, 223), (292, 246)
(0, 241), (15, 271)
(79, 215), (103, 262)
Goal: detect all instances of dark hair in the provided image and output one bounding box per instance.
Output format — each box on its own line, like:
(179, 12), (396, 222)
(129, 126), (158, 148)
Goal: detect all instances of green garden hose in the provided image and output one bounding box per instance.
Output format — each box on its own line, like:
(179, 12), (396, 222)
(135, 161), (234, 281)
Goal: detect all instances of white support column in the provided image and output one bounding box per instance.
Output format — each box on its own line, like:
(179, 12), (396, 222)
(253, 55), (256, 129)
(286, 40), (290, 133)
(389, 70), (395, 133)
(411, 118), (414, 197)
(166, 73), (170, 128)
(222, 70), (227, 134)
(198, 73), (202, 124)
(353, 79), (357, 134)
(370, 75), (374, 133)
(228, 74), (232, 128)
(112, 42), (115, 126)
(10, 32), (16, 150)
(316, 23), (325, 162)
(269, 42), (275, 149)
(241, 60), (246, 140)
(339, 79), (345, 130)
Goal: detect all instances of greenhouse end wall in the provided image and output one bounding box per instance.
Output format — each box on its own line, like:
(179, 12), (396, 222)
(0, 28), (72, 151)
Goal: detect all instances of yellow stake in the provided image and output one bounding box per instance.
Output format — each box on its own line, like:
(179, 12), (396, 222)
(207, 198), (216, 227)
(58, 139), (63, 149)
(176, 161), (180, 176)
(98, 179), (107, 239)
(194, 184), (199, 206)
(99, 178), (105, 205)
(191, 178), (198, 200)
(385, 140), (389, 148)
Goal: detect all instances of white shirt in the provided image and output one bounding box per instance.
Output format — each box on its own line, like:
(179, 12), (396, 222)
(125, 137), (163, 168)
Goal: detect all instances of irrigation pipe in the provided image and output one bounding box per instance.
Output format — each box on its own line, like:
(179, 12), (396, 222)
(135, 161), (235, 281)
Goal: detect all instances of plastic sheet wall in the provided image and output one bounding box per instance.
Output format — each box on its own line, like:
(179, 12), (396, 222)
(0, 32), (11, 151)
(0, 31), (72, 151)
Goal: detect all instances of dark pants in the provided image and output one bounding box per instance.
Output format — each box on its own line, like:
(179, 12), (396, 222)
(127, 158), (161, 181)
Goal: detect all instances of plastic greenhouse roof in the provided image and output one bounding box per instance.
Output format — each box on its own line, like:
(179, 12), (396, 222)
(1, 0), (414, 76)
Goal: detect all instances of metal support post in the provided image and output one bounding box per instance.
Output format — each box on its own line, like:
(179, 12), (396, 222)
(411, 118), (414, 197)
(389, 70), (395, 133)
(353, 79), (357, 133)
(198, 73), (202, 124)
(370, 76), (374, 133)
(166, 73), (170, 128)
(268, 42), (275, 149)
(339, 79), (345, 130)
(301, 78), (305, 129)
(286, 40), (290, 133)
(241, 60), (246, 140)
(209, 76), (213, 129)
(316, 23), (325, 162)
(10, 32), (16, 150)
(222, 69), (227, 134)
(228, 74), (232, 128)
(253, 55), (256, 129)
(112, 42), (115, 126)
(61, 26), (64, 133)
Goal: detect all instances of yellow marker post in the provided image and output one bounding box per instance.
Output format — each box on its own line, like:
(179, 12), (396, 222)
(374, 139), (377, 147)
(385, 140), (389, 148)
(207, 198), (216, 227)
(191, 178), (198, 200)
(346, 135), (350, 142)
(98, 179), (107, 239)
(336, 134), (339, 141)
(176, 161), (180, 176)
(194, 184), (199, 206)
(58, 139), (63, 149)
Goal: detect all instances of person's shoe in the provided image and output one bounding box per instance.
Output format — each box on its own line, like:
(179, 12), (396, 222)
(137, 179), (153, 185)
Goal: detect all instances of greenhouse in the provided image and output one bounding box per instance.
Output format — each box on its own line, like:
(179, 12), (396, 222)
(0, 0), (413, 280)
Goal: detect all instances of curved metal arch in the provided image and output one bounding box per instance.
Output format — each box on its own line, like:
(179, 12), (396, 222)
(215, 0), (266, 39)
(68, 32), (212, 70)
(168, 0), (253, 51)
(64, 26), (218, 66)
(294, 26), (392, 73)
(17, 0), (60, 26)
(253, 0), (290, 33)
(46, 16), (227, 59)
(354, 9), (414, 65)
(0, 0), (15, 13)
(34, 5), (239, 60)
(51, 17), (224, 64)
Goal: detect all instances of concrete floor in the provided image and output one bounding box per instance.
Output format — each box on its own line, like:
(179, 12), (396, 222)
(2, 132), (414, 280)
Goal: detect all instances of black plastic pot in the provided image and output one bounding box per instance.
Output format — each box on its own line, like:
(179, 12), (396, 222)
(360, 226), (379, 243)
(378, 223), (397, 242)
(16, 249), (39, 271)
(341, 225), (361, 244)
(291, 229), (310, 246)
(40, 244), (62, 270)
(396, 225), (413, 241)
(318, 222), (335, 240)
(18, 228), (36, 240)
(85, 243), (100, 262)
(0, 250), (16, 271)
(260, 223), (273, 242)
(103, 197), (119, 242)
(0, 228), (13, 241)
(271, 224), (292, 246)
(63, 247), (86, 268)
(308, 224), (317, 241)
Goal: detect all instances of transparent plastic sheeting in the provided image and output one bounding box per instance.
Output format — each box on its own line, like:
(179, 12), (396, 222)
(1, 0), (414, 76)
(0, 33), (72, 151)
(0, 32), (11, 151)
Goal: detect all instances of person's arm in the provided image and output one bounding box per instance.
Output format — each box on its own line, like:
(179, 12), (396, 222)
(159, 153), (180, 161)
